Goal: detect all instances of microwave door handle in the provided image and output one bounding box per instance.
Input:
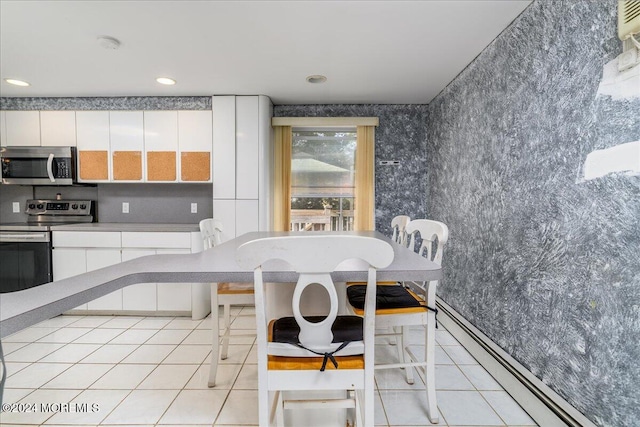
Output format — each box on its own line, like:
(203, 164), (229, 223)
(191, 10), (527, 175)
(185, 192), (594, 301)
(46, 153), (56, 183)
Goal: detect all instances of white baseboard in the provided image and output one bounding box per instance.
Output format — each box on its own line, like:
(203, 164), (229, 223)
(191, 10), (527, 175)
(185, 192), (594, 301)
(436, 297), (596, 427)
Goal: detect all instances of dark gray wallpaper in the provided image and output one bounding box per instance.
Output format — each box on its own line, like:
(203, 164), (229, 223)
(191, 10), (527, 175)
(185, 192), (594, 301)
(426, 1), (640, 426)
(274, 105), (429, 235)
(0, 96), (210, 110)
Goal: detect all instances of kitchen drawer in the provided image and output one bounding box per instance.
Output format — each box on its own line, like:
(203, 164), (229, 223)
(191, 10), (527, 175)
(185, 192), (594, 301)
(53, 231), (121, 248)
(121, 231), (192, 249)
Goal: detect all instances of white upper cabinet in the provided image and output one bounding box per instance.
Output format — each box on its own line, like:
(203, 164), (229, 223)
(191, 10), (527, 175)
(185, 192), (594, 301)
(0, 111), (8, 147)
(76, 111), (111, 182)
(144, 111), (178, 182)
(110, 111), (144, 182)
(236, 96), (260, 199)
(4, 111), (40, 146)
(213, 96), (237, 199)
(40, 111), (76, 147)
(178, 110), (212, 182)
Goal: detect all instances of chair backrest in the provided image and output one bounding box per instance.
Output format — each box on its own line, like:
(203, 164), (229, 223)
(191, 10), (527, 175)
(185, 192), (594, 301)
(406, 219), (449, 265)
(199, 218), (224, 249)
(236, 235), (394, 352)
(391, 215), (411, 246)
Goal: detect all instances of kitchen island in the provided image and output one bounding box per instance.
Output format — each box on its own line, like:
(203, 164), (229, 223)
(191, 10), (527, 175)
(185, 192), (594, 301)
(0, 231), (442, 339)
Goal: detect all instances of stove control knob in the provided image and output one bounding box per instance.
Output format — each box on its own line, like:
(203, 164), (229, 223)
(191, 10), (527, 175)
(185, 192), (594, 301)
(28, 203), (36, 209)
(37, 204), (44, 209)
(72, 204), (78, 209)
(80, 204), (87, 210)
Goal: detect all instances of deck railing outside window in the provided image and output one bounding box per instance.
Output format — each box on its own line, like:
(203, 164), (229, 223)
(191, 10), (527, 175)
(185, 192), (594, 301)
(290, 196), (354, 231)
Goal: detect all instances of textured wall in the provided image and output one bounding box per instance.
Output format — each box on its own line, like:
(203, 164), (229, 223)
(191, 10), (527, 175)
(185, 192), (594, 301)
(274, 105), (429, 235)
(0, 96), (210, 110)
(426, 1), (640, 426)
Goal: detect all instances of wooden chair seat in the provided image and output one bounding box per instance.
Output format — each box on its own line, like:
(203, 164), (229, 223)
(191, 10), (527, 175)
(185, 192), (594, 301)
(268, 355), (364, 370)
(218, 282), (255, 294)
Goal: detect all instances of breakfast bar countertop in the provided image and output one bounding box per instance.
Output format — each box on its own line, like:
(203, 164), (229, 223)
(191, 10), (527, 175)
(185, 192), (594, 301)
(0, 231), (442, 339)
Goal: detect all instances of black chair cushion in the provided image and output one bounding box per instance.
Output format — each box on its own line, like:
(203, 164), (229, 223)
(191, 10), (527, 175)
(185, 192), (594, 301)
(347, 284), (422, 310)
(271, 315), (363, 344)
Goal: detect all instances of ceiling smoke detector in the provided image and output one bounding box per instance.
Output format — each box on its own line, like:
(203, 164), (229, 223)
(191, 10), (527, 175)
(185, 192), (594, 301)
(97, 36), (121, 50)
(306, 75), (327, 84)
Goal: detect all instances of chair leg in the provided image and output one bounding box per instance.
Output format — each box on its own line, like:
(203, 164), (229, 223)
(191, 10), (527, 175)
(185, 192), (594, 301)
(273, 390), (284, 427)
(424, 321), (439, 423)
(221, 302), (231, 360)
(208, 283), (220, 387)
(354, 389), (363, 427)
(259, 383), (270, 427)
(401, 326), (415, 385)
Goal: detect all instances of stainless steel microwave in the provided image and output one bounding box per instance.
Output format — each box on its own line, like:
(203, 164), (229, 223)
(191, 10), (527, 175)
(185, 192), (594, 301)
(1, 146), (77, 185)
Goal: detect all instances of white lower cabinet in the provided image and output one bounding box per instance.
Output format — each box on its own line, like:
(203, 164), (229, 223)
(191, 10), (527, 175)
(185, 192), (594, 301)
(156, 249), (192, 312)
(121, 249), (156, 311)
(52, 248), (88, 310)
(52, 230), (209, 318)
(86, 249), (123, 310)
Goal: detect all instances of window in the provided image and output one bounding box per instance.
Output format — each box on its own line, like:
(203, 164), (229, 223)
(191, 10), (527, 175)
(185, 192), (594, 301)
(290, 129), (356, 231)
(272, 117), (378, 232)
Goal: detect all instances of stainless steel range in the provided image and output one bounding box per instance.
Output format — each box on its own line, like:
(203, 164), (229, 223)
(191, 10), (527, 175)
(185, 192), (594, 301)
(0, 198), (95, 293)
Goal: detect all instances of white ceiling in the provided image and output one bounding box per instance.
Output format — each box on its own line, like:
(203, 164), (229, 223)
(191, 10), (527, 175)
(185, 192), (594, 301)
(0, 0), (532, 105)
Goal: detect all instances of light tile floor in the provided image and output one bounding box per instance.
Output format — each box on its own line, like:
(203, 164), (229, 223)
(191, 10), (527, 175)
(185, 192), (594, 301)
(0, 307), (537, 426)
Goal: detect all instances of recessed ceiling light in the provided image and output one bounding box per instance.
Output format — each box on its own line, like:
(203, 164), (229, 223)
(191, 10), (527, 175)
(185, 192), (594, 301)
(97, 36), (121, 50)
(306, 75), (327, 84)
(156, 77), (176, 85)
(4, 78), (30, 87)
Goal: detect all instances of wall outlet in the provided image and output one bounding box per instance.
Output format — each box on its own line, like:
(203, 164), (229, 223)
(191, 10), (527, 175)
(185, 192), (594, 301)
(12, 202), (20, 213)
(191, 203), (198, 214)
(122, 202), (129, 213)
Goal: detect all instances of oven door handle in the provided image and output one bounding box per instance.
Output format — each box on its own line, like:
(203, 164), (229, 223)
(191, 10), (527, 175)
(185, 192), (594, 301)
(47, 153), (56, 183)
(0, 233), (50, 243)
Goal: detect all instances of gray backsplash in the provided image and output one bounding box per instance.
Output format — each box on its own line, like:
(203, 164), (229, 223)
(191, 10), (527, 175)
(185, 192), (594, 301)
(1, 183), (212, 224)
(426, 1), (639, 426)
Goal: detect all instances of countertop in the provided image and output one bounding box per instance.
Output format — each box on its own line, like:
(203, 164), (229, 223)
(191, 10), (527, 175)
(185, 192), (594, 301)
(50, 223), (200, 232)
(0, 231), (442, 338)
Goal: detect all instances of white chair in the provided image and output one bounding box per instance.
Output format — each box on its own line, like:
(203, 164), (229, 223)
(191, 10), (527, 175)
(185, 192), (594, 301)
(236, 234), (394, 427)
(390, 214), (411, 246)
(199, 218), (255, 387)
(346, 219), (448, 424)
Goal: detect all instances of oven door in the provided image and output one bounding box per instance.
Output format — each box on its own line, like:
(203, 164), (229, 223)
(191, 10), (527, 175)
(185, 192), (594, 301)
(0, 231), (52, 293)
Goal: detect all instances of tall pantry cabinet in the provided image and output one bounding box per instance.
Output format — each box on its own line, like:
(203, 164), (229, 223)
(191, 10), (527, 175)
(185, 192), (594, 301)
(212, 95), (273, 242)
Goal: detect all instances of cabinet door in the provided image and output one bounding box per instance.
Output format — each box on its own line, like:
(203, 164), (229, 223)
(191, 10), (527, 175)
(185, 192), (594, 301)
(76, 111), (111, 182)
(212, 96), (236, 198)
(5, 111), (40, 146)
(40, 111), (76, 147)
(0, 111), (7, 147)
(236, 199), (259, 237)
(178, 111), (212, 182)
(121, 249), (157, 311)
(144, 111), (178, 182)
(156, 248), (192, 311)
(236, 96), (259, 199)
(110, 111), (144, 182)
(213, 199), (236, 242)
(86, 249), (122, 310)
(121, 231), (191, 249)
(52, 248), (88, 310)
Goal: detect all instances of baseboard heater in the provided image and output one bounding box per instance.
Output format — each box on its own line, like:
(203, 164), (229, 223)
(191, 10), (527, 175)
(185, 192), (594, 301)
(436, 297), (597, 427)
